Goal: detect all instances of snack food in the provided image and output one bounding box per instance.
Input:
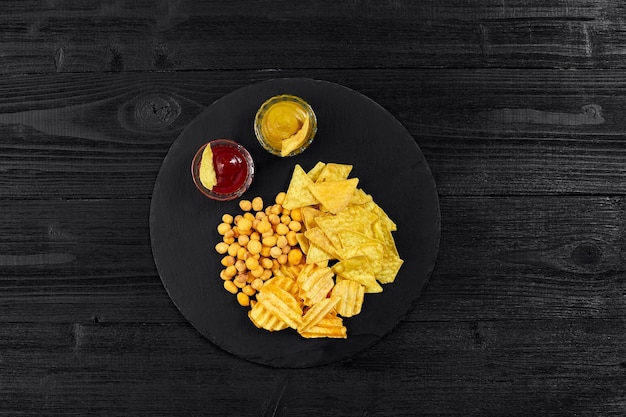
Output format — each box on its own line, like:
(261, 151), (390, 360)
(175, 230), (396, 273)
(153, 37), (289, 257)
(214, 161), (403, 339)
(254, 95), (317, 157)
(192, 139), (254, 201)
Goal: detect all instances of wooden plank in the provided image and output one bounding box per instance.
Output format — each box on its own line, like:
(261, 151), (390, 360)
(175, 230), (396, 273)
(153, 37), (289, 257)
(0, 195), (623, 324)
(0, 69), (625, 199)
(0, 1), (624, 73)
(1, 319), (624, 415)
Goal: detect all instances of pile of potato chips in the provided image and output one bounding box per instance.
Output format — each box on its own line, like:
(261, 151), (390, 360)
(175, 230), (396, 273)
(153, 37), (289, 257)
(246, 161), (403, 339)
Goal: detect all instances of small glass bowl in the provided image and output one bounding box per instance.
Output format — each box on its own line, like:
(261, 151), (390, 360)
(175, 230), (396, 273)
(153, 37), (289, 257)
(254, 94), (317, 157)
(191, 139), (254, 201)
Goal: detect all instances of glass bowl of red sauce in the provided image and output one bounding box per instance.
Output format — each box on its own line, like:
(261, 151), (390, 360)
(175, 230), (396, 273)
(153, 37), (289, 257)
(191, 139), (254, 201)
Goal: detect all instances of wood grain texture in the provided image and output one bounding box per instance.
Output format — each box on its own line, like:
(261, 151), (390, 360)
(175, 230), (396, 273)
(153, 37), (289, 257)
(2, 1), (626, 415)
(0, 195), (623, 323)
(0, 0), (624, 74)
(1, 319), (624, 416)
(0, 69), (625, 199)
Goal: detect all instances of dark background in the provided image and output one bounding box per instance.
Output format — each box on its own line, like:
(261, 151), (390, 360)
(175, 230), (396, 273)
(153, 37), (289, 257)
(1, 1), (625, 416)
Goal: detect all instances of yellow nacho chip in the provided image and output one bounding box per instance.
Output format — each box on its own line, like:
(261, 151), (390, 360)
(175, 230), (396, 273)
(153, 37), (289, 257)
(332, 256), (382, 293)
(305, 243), (334, 265)
(280, 115), (310, 157)
(308, 178), (358, 214)
(304, 227), (342, 260)
(283, 164), (319, 210)
(301, 206), (326, 231)
(377, 252), (404, 284)
(314, 207), (376, 249)
(198, 144), (217, 190)
(350, 188), (373, 205)
(296, 232), (309, 254)
(306, 161), (326, 182)
(315, 163), (353, 182)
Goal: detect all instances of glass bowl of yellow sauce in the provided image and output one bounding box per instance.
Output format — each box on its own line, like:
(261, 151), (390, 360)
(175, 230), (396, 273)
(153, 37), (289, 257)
(254, 94), (317, 157)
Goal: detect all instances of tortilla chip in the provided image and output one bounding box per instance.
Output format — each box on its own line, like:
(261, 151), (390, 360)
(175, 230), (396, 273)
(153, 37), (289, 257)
(306, 161), (326, 182)
(305, 242), (334, 264)
(315, 163), (353, 182)
(304, 227), (342, 259)
(301, 206), (326, 231)
(332, 256), (382, 293)
(308, 178), (358, 214)
(283, 164), (319, 210)
(350, 188), (373, 205)
(377, 252), (404, 284)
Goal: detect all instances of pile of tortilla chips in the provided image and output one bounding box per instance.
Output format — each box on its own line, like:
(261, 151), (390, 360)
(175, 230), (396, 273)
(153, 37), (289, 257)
(248, 162), (403, 338)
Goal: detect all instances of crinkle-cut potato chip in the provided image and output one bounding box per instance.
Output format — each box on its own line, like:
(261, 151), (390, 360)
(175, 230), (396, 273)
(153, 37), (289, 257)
(256, 284), (303, 329)
(298, 296), (340, 333)
(264, 275), (299, 298)
(332, 255), (383, 293)
(332, 279), (365, 318)
(315, 162), (353, 182)
(275, 264), (304, 281)
(306, 161), (326, 182)
(308, 178), (358, 214)
(248, 301), (289, 331)
(298, 313), (347, 339)
(283, 164), (319, 210)
(297, 264), (335, 306)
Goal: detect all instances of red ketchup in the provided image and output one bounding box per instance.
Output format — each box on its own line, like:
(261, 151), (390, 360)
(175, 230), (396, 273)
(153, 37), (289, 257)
(210, 144), (249, 195)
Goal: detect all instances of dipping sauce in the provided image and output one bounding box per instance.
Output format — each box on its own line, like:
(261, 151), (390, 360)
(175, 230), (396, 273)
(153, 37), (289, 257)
(254, 94), (317, 157)
(192, 139), (254, 201)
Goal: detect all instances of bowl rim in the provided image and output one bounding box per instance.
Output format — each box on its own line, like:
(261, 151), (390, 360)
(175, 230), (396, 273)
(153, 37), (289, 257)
(191, 138), (255, 201)
(253, 94), (317, 157)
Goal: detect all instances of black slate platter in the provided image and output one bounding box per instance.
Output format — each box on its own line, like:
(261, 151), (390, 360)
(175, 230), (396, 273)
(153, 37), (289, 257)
(149, 78), (440, 368)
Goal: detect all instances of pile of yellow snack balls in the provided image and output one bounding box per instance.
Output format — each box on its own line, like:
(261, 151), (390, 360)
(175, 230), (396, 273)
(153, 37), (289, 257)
(214, 193), (305, 308)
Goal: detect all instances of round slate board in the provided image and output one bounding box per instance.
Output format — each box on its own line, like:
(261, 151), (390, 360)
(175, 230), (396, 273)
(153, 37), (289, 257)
(149, 78), (440, 368)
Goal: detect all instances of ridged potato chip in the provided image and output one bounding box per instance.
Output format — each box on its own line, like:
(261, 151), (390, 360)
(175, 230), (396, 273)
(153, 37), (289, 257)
(298, 296), (340, 333)
(298, 313), (347, 339)
(331, 279), (365, 317)
(255, 283), (303, 329)
(264, 275), (299, 298)
(297, 264), (335, 306)
(248, 301), (289, 331)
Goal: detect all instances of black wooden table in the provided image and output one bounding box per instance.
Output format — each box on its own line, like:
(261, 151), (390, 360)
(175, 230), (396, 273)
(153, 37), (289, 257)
(2, 2), (625, 416)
